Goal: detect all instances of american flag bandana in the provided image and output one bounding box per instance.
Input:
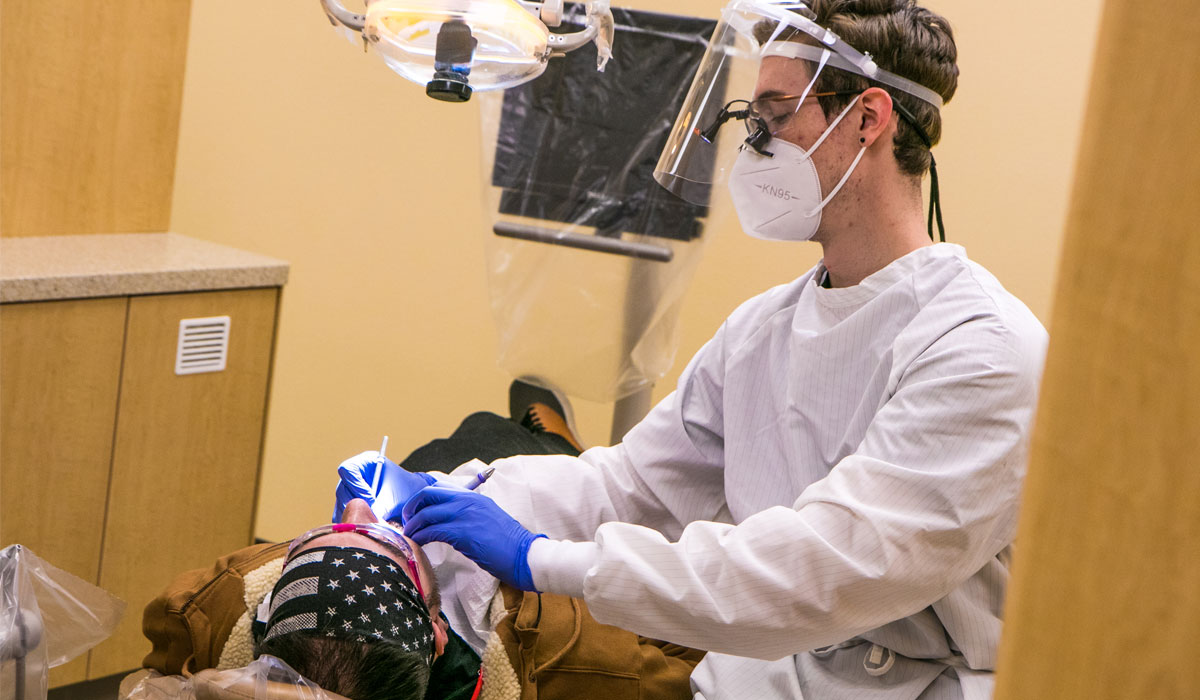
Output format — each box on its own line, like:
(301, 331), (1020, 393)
(261, 546), (434, 661)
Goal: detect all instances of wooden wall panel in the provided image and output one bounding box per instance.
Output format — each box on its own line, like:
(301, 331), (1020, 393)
(0, 0), (192, 237)
(0, 297), (129, 685)
(993, 1), (1200, 698)
(89, 288), (278, 678)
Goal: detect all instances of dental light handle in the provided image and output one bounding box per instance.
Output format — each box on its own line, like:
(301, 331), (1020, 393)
(519, 0), (612, 63)
(319, 0), (365, 31)
(546, 24), (597, 55)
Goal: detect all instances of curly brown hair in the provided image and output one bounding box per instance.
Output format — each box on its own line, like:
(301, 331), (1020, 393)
(755, 0), (958, 177)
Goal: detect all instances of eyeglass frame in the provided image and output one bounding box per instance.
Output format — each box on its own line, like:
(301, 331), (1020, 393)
(746, 90), (865, 133)
(699, 90), (864, 157)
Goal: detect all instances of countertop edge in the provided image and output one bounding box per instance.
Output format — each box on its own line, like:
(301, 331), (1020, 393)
(0, 265), (290, 304)
(0, 233), (291, 303)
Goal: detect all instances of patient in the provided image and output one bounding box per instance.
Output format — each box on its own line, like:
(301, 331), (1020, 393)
(251, 498), (449, 700)
(134, 382), (703, 700)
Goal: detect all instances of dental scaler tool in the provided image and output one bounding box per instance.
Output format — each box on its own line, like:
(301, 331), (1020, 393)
(371, 435), (390, 496)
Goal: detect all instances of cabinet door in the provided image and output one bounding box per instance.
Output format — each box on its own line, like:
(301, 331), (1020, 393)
(0, 296), (129, 686)
(88, 288), (279, 678)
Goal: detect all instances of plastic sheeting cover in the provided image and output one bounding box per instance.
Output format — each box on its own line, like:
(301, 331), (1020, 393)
(481, 5), (720, 402)
(0, 545), (124, 700)
(119, 656), (341, 700)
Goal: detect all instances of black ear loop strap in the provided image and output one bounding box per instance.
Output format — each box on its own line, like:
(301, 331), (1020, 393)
(892, 101), (945, 243)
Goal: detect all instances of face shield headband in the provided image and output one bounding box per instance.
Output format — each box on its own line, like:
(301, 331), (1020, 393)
(654, 0), (947, 241)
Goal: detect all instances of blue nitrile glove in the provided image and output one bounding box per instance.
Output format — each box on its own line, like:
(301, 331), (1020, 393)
(402, 486), (546, 591)
(332, 450), (437, 522)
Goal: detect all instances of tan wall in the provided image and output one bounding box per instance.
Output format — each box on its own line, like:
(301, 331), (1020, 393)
(170, 0), (1104, 542)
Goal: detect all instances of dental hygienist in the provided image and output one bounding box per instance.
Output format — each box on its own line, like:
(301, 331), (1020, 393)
(337, 1), (1048, 697)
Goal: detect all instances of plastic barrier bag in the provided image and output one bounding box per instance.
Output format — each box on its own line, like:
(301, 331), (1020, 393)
(0, 544), (124, 700)
(480, 5), (721, 402)
(119, 655), (335, 700)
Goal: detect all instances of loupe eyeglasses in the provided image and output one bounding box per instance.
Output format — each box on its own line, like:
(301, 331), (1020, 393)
(699, 91), (866, 158)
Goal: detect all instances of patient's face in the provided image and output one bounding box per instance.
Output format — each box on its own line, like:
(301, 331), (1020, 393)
(288, 498), (449, 656)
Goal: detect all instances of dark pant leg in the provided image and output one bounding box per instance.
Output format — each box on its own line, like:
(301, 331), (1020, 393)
(399, 411), (580, 473)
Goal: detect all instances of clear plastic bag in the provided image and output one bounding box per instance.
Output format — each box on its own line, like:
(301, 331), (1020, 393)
(480, 5), (720, 402)
(0, 544), (125, 700)
(119, 655), (338, 700)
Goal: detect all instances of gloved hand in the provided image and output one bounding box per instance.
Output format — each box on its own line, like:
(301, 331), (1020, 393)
(402, 486), (546, 591)
(332, 451), (437, 522)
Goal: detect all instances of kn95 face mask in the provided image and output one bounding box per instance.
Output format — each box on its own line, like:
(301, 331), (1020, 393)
(727, 96), (865, 241)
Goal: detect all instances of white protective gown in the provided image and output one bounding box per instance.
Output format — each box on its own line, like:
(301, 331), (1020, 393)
(427, 243), (1048, 700)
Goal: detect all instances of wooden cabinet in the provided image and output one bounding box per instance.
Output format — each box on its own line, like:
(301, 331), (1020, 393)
(0, 286), (280, 683)
(4, 0), (280, 683)
(0, 297), (128, 684)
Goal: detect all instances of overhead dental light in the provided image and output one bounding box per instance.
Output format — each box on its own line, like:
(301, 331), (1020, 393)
(320, 0), (615, 102)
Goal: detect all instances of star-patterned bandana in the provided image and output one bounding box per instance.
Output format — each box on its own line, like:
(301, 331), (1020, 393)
(262, 546), (434, 661)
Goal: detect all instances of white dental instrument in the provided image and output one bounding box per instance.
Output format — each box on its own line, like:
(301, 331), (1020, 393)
(371, 435), (389, 497)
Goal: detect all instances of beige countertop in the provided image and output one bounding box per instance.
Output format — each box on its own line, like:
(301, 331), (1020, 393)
(0, 233), (289, 303)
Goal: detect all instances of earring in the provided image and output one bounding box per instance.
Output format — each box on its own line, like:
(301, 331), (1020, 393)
(860, 137), (866, 144)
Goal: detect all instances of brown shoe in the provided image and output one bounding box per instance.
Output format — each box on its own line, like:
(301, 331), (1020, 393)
(520, 402), (584, 452)
(510, 376), (580, 440)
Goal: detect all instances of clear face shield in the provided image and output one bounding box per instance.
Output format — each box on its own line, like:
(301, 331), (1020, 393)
(653, 0), (945, 232)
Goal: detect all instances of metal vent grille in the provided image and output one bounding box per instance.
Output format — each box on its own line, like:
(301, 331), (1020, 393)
(175, 316), (231, 375)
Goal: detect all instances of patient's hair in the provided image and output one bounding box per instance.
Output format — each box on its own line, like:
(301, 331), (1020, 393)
(256, 634), (429, 700)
